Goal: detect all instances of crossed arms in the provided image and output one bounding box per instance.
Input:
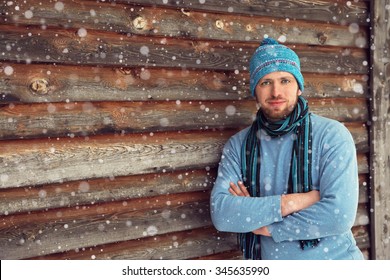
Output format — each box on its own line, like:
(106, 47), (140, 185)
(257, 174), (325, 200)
(228, 181), (320, 236)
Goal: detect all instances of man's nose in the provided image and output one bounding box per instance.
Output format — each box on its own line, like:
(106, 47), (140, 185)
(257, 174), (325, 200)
(271, 83), (280, 97)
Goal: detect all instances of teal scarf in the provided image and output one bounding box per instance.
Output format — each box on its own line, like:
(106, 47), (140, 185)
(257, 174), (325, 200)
(239, 96), (319, 260)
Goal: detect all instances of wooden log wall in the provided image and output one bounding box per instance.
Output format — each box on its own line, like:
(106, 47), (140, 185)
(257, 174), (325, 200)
(369, 0), (390, 260)
(0, 0), (371, 259)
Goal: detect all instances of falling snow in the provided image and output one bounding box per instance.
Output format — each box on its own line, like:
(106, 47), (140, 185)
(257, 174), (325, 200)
(77, 28), (88, 37)
(54, 2), (65, 11)
(0, 0), (385, 263)
(4, 66), (14, 75)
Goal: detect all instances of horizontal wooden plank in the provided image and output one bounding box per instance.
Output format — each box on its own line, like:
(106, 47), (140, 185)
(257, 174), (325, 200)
(0, 130), (233, 189)
(0, 63), (369, 103)
(4, 210), (370, 260)
(353, 225), (370, 250)
(308, 98), (368, 122)
(0, 169), (369, 216)
(0, 63), (246, 102)
(0, 193), (370, 260)
(0, 25), (369, 74)
(0, 98), (368, 140)
(28, 227), (237, 260)
(346, 122), (369, 153)
(358, 174), (369, 204)
(0, 0), (368, 48)
(0, 100), (252, 139)
(1, 190), (210, 223)
(47, 226), (360, 261)
(0, 168), (216, 215)
(109, 0), (369, 26)
(192, 249), (242, 260)
(354, 204), (370, 227)
(0, 191), (212, 259)
(0, 129), (370, 190)
(304, 73), (369, 99)
(124, 6), (368, 48)
(358, 153), (369, 174)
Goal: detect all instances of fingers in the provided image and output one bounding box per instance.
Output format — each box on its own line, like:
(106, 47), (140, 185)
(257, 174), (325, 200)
(238, 181), (251, 197)
(229, 181), (251, 197)
(228, 182), (240, 196)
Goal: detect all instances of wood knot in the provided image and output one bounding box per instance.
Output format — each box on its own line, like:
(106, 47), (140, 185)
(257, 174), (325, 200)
(246, 24), (254, 32)
(317, 33), (328, 45)
(192, 42), (211, 53)
(181, 8), (190, 16)
(29, 78), (49, 95)
(133, 16), (147, 30)
(215, 20), (224, 29)
(118, 67), (133, 75)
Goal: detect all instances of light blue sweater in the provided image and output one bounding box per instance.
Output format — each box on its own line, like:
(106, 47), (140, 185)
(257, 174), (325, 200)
(210, 113), (364, 260)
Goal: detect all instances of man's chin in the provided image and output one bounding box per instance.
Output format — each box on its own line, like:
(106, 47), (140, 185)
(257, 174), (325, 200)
(263, 109), (292, 121)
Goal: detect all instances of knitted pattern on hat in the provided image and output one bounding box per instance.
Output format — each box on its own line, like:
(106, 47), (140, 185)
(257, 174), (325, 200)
(249, 38), (304, 96)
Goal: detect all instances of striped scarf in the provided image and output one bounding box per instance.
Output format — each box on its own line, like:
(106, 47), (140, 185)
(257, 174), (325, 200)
(239, 96), (319, 260)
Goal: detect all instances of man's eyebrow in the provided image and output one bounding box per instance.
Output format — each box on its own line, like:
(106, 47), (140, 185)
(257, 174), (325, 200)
(260, 76), (293, 81)
(279, 76), (293, 79)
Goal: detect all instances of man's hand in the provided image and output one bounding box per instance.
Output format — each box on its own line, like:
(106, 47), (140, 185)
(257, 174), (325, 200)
(228, 181), (271, 236)
(228, 181), (251, 197)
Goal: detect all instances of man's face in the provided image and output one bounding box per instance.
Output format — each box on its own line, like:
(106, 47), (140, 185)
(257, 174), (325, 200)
(254, 71), (301, 122)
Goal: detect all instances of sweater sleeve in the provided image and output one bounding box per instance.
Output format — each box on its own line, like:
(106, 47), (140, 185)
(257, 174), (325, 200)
(268, 122), (359, 242)
(210, 131), (283, 233)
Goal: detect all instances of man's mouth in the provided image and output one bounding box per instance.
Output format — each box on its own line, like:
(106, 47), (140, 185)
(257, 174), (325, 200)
(267, 99), (286, 106)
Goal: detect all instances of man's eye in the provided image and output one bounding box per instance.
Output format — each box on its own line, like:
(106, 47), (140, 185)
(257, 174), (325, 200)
(281, 79), (291, 84)
(260, 81), (271, 86)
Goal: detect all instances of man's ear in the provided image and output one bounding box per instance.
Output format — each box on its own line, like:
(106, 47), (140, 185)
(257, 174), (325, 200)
(298, 89), (302, 96)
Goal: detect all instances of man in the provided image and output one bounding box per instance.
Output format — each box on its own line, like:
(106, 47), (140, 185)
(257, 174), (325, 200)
(210, 38), (364, 260)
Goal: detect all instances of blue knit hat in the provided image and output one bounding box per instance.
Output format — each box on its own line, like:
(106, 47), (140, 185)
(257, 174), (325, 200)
(249, 38), (304, 96)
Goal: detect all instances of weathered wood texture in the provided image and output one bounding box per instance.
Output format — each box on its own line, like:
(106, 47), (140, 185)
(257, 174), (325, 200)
(0, 99), (368, 140)
(27, 227), (238, 260)
(0, 191), (212, 259)
(0, 0), (369, 47)
(0, 170), (369, 216)
(25, 225), (369, 260)
(0, 63), (369, 103)
(0, 0), (373, 259)
(0, 189), (371, 260)
(0, 123), (369, 190)
(0, 168), (214, 215)
(104, 0), (370, 26)
(0, 130), (231, 189)
(369, 0), (390, 260)
(0, 25), (369, 74)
